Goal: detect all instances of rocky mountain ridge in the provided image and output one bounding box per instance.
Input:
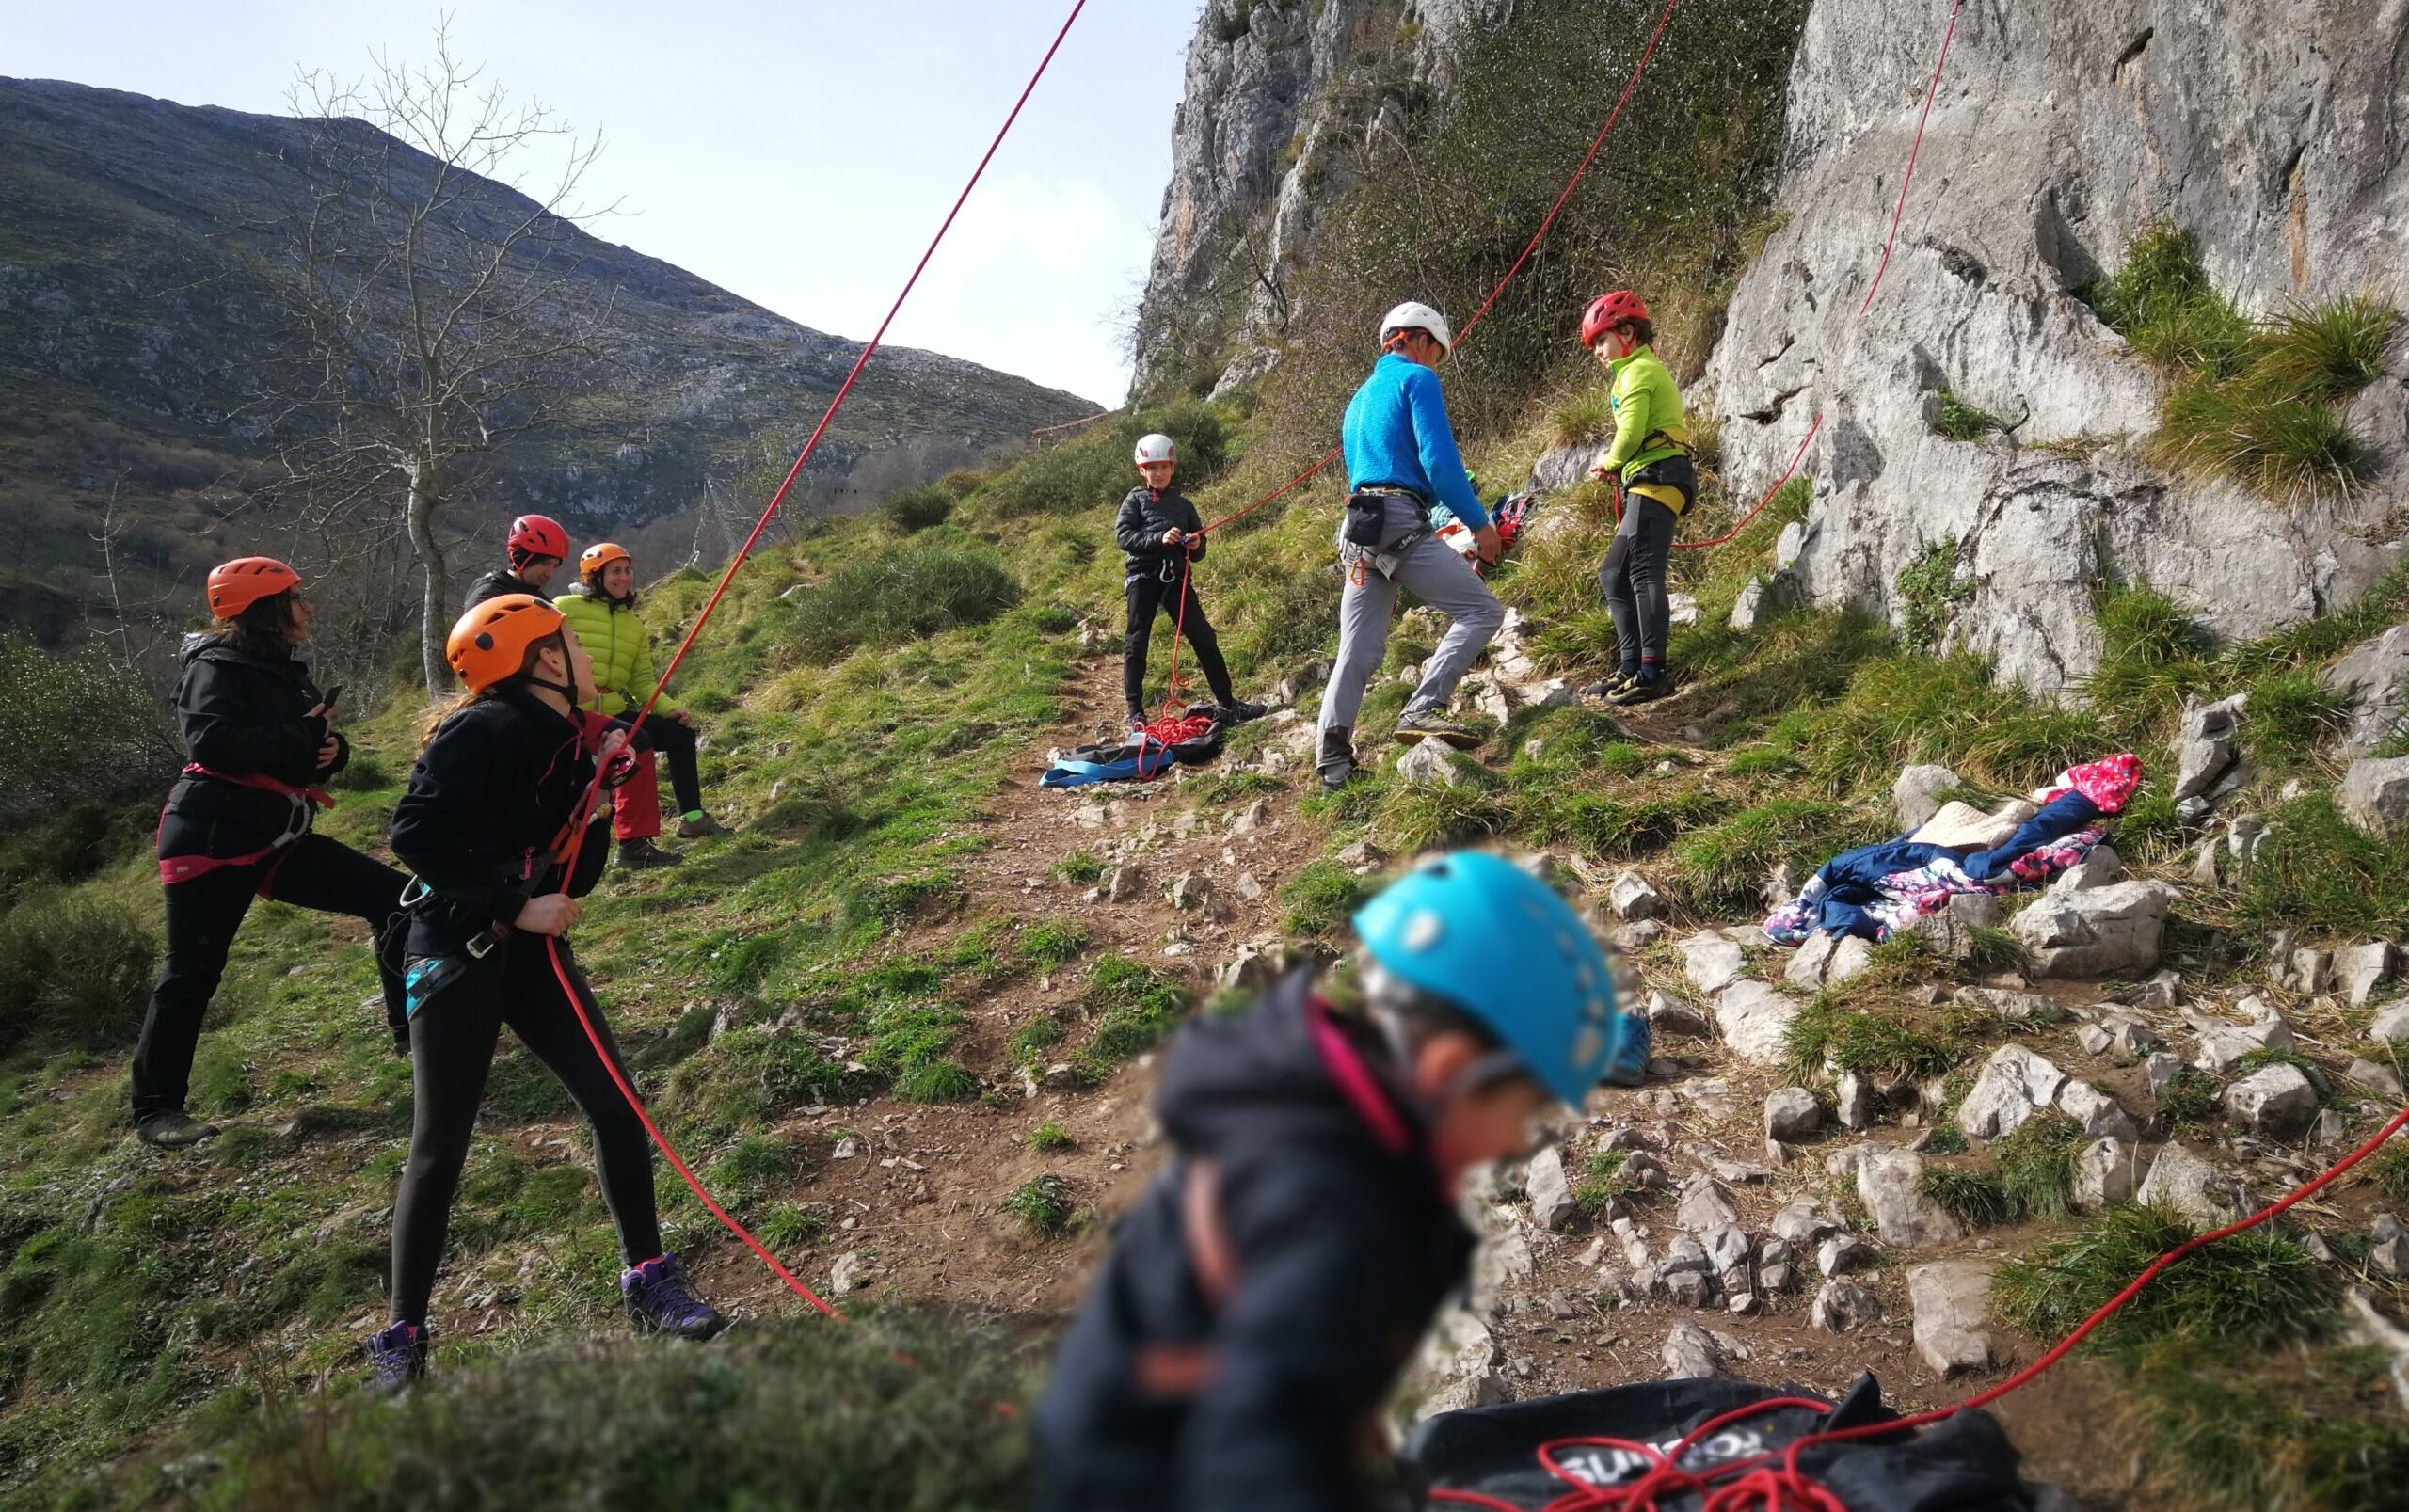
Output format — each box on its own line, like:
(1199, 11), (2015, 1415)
(0, 75), (1095, 642)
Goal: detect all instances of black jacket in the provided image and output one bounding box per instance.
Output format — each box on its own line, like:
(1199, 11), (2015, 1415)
(1034, 970), (1476, 1512)
(158, 633), (344, 859)
(462, 568), (551, 612)
(1115, 485), (1207, 578)
(389, 688), (609, 940)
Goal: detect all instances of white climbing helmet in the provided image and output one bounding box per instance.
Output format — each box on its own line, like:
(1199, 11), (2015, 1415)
(1133, 433), (1177, 466)
(1379, 300), (1453, 353)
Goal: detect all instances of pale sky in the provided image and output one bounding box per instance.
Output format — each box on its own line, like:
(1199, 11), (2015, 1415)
(4, 1), (1203, 406)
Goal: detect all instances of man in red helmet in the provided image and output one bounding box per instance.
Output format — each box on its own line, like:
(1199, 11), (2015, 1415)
(464, 514), (571, 611)
(1579, 291), (1694, 707)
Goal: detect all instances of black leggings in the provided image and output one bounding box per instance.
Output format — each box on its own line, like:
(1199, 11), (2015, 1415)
(612, 712), (702, 815)
(1124, 570), (1235, 717)
(1599, 494), (1679, 669)
(388, 930), (659, 1327)
(133, 830), (407, 1119)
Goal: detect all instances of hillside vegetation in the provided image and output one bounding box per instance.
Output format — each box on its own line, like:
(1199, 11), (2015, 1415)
(6, 5), (2409, 1509)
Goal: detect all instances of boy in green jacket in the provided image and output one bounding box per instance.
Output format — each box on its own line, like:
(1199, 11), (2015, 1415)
(1581, 290), (1696, 706)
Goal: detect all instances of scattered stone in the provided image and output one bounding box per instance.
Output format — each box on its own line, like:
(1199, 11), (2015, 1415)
(1907, 1261), (1996, 1377)
(1396, 740), (1478, 787)
(2189, 843), (2223, 888)
(1785, 931), (1840, 989)
(1955, 1044), (2070, 1139)
(1335, 838), (1386, 867)
(1893, 764), (1962, 831)
(1526, 1146), (1577, 1232)
(2071, 1138), (2137, 1213)
(2224, 1063), (2320, 1139)
(1819, 1234), (1878, 1276)
(2347, 1059), (2406, 1099)
(1713, 981), (1801, 1067)
(2012, 881), (2178, 978)
(1405, 1307), (1506, 1419)
(2050, 843), (2126, 893)
(2374, 1238), (2409, 1280)
(1106, 864), (1143, 902)
(1908, 892), (2008, 959)
(2315, 1108), (2349, 1146)
(2371, 1005), (2409, 1044)
(1676, 1180), (1743, 1234)
(1826, 935), (1876, 985)
(1763, 1088), (1824, 1142)
(2078, 1025), (2115, 1057)
(2193, 1013), (2296, 1074)
(1858, 1148), (1965, 1248)
(2056, 1080), (2141, 1142)
(1705, 1225), (1753, 1282)
(1169, 873), (1213, 912)
(1610, 871), (1665, 921)
(2335, 942), (2398, 1008)
(1662, 1320), (1725, 1378)
(1646, 990), (1713, 1039)
(2107, 1017), (2165, 1057)
(1772, 1202), (1839, 1248)
(2144, 1051), (2188, 1100)
(1728, 1292), (1763, 1316)
(1811, 1279), (1880, 1334)
(1681, 932), (1748, 996)
(2136, 1142), (2243, 1225)
(829, 1249), (877, 1297)
(2173, 694), (2246, 806)
(2339, 757), (2409, 836)
(1665, 1270), (1717, 1310)
(1835, 1073), (1874, 1131)
(2325, 626), (2409, 756)
(1761, 1263), (1800, 1294)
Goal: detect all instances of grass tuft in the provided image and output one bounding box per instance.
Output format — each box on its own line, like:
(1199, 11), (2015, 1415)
(1282, 859), (1375, 938)
(1025, 1121), (1075, 1154)
(1994, 1204), (2329, 1353)
(1000, 1174), (1075, 1235)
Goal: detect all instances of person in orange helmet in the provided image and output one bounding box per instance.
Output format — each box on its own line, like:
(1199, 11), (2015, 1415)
(132, 558), (411, 1149)
(370, 595), (726, 1391)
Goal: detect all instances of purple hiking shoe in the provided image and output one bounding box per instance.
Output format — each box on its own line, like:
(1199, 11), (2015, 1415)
(621, 1254), (729, 1341)
(367, 1320), (429, 1393)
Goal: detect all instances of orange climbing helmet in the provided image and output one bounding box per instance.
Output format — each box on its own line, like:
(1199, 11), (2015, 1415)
(206, 557), (302, 619)
(1580, 290), (1651, 348)
(579, 541), (630, 580)
(447, 594), (567, 693)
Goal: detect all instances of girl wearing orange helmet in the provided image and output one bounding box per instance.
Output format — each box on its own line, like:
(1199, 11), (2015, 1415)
(133, 559), (413, 1149)
(557, 543), (731, 855)
(1579, 290), (1694, 706)
(368, 595), (726, 1390)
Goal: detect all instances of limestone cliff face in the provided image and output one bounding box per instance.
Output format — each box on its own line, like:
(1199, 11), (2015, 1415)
(1131, 0), (1505, 398)
(1708, 0), (2409, 692)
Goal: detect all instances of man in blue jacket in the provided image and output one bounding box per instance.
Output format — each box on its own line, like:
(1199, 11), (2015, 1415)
(1316, 301), (1505, 794)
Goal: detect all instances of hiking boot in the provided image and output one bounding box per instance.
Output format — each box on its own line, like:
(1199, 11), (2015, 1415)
(1126, 713), (1150, 737)
(622, 1254), (729, 1341)
(614, 837), (682, 871)
(1316, 726), (1358, 795)
(675, 812), (734, 839)
(1393, 709), (1482, 749)
(1582, 670), (1638, 700)
(1219, 699), (1268, 724)
(1606, 670), (1676, 707)
(366, 1320), (429, 1393)
(1599, 1012), (1652, 1089)
(136, 1109), (219, 1149)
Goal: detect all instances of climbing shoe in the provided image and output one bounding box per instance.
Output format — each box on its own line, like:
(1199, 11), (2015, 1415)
(1582, 669), (1638, 700)
(366, 1320), (429, 1393)
(1220, 699), (1269, 724)
(1316, 726), (1359, 795)
(1599, 1012), (1652, 1089)
(622, 1254), (729, 1341)
(614, 837), (682, 871)
(675, 812), (734, 839)
(1607, 670), (1676, 707)
(136, 1109), (220, 1149)
(1393, 709), (1482, 749)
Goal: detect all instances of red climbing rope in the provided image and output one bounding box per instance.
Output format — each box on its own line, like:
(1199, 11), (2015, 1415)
(532, 0), (1091, 1321)
(1670, 0), (1962, 551)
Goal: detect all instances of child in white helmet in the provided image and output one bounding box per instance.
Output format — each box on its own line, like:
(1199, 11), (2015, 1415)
(1114, 433), (1265, 732)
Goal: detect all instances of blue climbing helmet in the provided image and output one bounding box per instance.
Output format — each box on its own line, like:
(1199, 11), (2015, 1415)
(1350, 851), (1620, 1108)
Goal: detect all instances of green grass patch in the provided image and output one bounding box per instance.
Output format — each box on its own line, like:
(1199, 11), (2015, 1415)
(0, 885), (156, 1051)
(1282, 859), (1373, 938)
(1929, 390), (2001, 442)
(1571, 1149), (1632, 1217)
(1000, 1174), (1075, 1236)
(1016, 919), (1091, 971)
(1994, 1204), (2329, 1353)
(2236, 794), (2409, 940)
(2156, 1068), (2223, 1132)
(1025, 1121), (1075, 1154)
(1894, 537), (1970, 654)
(1992, 1111), (2083, 1220)
(1920, 1169), (2012, 1228)
(2115, 1333), (2409, 1512)
(1670, 799), (1880, 914)
(1052, 852), (1107, 884)
(776, 545), (1020, 662)
(1782, 995), (1991, 1084)
(1073, 956), (1192, 1081)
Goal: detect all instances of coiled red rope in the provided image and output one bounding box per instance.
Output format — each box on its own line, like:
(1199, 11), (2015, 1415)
(1670, 0), (1962, 551)
(534, 0), (1092, 1321)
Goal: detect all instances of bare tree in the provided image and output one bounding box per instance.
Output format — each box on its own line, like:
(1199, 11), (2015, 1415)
(249, 19), (618, 697)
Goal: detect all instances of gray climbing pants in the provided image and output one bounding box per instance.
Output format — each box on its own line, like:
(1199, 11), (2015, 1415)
(1316, 499), (1506, 744)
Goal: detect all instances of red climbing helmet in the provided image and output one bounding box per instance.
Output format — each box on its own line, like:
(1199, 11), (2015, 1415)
(1580, 290), (1651, 348)
(206, 557), (302, 619)
(506, 514), (569, 563)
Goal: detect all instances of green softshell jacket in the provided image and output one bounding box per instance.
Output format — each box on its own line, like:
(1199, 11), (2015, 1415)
(556, 584), (681, 717)
(1600, 344), (1687, 482)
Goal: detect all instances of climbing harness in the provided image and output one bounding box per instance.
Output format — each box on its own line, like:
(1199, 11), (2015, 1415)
(155, 764), (330, 888)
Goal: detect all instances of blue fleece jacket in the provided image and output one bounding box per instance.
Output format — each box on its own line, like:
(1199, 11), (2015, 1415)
(1341, 352), (1489, 531)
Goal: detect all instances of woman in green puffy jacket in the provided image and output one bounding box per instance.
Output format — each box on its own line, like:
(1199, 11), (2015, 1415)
(556, 543), (732, 843)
